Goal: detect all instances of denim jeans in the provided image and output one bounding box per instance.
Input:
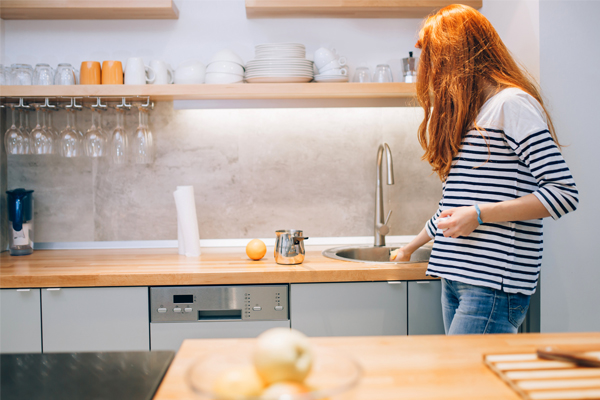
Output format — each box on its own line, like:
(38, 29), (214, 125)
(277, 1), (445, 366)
(441, 278), (531, 335)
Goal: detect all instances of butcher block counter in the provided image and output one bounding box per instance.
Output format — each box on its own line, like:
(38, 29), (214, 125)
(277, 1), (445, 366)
(0, 246), (432, 288)
(154, 332), (600, 400)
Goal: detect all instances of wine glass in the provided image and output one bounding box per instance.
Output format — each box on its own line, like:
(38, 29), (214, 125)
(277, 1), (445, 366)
(84, 109), (107, 157)
(45, 109), (61, 154)
(131, 108), (154, 164)
(59, 109), (82, 157)
(4, 106), (27, 155)
(30, 106), (53, 155)
(111, 109), (128, 164)
(17, 109), (31, 154)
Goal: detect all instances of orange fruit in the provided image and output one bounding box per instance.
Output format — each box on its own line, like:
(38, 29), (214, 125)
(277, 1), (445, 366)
(246, 239), (267, 261)
(261, 381), (311, 398)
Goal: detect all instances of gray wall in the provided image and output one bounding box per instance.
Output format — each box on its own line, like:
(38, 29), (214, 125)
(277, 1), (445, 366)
(7, 105), (441, 242)
(539, 0), (600, 332)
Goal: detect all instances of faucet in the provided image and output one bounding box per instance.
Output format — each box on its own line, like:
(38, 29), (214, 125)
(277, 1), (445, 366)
(375, 143), (395, 246)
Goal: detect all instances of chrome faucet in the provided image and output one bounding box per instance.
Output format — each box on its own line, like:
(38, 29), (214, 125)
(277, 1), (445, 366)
(375, 143), (395, 246)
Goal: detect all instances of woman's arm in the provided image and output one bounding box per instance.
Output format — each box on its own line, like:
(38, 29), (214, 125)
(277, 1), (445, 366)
(390, 226), (432, 261)
(437, 194), (550, 239)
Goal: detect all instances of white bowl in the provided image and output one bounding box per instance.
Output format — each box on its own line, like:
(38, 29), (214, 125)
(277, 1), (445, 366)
(209, 49), (244, 67)
(175, 60), (206, 84)
(206, 61), (244, 75)
(205, 72), (244, 84)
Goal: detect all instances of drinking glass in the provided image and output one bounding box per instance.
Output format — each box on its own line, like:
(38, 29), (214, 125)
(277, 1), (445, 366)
(59, 110), (82, 157)
(40, 109), (55, 155)
(33, 64), (54, 85)
(45, 109), (61, 154)
(17, 109), (31, 154)
(54, 63), (77, 85)
(11, 64), (33, 85)
(84, 109), (107, 157)
(111, 109), (128, 164)
(0, 65), (11, 85)
(30, 106), (53, 154)
(131, 108), (154, 164)
(353, 67), (371, 83)
(4, 107), (27, 155)
(373, 64), (393, 83)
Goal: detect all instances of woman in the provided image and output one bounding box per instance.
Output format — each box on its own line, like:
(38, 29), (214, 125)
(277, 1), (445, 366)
(391, 5), (579, 334)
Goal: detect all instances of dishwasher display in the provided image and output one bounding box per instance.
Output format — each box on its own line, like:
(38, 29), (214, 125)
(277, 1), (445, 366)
(150, 285), (289, 323)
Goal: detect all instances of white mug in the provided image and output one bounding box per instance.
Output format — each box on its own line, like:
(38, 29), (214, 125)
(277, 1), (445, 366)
(314, 47), (347, 70)
(125, 57), (155, 85)
(149, 60), (174, 85)
(175, 60), (206, 84)
(319, 58), (347, 73)
(320, 68), (347, 76)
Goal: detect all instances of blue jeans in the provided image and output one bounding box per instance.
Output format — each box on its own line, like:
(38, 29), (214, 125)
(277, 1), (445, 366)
(441, 278), (531, 335)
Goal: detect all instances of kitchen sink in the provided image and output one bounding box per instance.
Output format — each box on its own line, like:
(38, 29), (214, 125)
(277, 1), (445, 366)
(322, 244), (432, 264)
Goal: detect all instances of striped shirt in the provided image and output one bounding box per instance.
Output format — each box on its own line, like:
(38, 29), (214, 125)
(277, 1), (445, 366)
(425, 88), (579, 295)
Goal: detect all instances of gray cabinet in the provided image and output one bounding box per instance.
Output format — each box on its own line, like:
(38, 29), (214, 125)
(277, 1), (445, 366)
(42, 287), (149, 352)
(408, 280), (445, 335)
(290, 282), (407, 337)
(0, 289), (42, 353)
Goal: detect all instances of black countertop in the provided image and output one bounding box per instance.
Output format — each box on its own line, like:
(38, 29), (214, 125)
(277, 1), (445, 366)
(0, 351), (174, 400)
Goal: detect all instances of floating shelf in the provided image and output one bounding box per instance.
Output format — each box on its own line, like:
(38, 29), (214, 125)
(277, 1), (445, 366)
(245, 0), (482, 18)
(0, 83), (417, 101)
(0, 0), (179, 20)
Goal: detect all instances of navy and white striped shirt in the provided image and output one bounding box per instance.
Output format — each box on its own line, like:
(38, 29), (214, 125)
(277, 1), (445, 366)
(425, 88), (579, 295)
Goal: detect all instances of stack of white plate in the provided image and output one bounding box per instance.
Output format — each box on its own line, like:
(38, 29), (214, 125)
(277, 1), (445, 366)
(313, 74), (349, 83)
(245, 43), (314, 83)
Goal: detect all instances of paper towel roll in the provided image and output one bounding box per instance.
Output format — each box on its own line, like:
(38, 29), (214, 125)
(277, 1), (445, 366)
(173, 186), (201, 257)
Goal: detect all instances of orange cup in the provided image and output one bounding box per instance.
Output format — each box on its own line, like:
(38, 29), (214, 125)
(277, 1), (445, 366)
(101, 60), (123, 85)
(80, 61), (102, 85)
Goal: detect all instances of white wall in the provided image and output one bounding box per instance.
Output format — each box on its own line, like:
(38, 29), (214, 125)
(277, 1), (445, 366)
(539, 0), (600, 332)
(2, 0), (538, 84)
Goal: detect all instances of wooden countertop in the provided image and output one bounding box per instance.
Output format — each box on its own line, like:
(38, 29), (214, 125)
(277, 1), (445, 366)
(0, 247), (432, 288)
(153, 332), (600, 400)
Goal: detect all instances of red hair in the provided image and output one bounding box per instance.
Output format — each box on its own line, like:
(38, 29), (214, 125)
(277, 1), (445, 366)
(415, 4), (558, 180)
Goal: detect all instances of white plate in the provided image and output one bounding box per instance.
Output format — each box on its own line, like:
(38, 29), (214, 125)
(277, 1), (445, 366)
(246, 76), (313, 83)
(255, 43), (305, 48)
(248, 59), (312, 64)
(245, 73), (314, 78)
(246, 67), (314, 72)
(313, 76), (349, 82)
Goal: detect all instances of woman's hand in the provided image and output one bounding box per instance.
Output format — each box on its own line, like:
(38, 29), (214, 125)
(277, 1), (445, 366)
(437, 206), (480, 238)
(390, 247), (412, 262)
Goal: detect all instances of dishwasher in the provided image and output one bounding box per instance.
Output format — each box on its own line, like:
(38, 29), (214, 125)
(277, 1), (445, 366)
(150, 285), (290, 351)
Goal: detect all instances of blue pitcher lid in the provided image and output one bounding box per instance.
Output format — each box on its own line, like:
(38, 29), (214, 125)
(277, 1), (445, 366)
(6, 188), (34, 197)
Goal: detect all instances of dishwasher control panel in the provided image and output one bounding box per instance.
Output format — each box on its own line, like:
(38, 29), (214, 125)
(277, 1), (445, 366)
(150, 285), (288, 323)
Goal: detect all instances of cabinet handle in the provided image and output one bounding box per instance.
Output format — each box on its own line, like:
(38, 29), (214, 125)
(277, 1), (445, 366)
(46, 288), (61, 291)
(416, 281), (431, 284)
(16, 289), (31, 292)
(387, 281), (402, 285)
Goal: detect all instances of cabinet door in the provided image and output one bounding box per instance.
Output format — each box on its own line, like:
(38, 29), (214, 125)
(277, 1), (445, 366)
(42, 287), (149, 352)
(0, 289), (42, 353)
(408, 280), (445, 335)
(291, 282), (407, 337)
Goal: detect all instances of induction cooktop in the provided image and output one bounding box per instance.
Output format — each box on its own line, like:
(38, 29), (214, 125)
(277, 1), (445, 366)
(0, 351), (174, 400)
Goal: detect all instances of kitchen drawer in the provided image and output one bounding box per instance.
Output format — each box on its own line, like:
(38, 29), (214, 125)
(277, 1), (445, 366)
(0, 289), (42, 353)
(290, 282), (407, 337)
(42, 287), (149, 352)
(408, 280), (445, 335)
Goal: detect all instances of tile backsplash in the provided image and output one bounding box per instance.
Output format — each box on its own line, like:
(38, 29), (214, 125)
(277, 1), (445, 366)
(6, 103), (441, 242)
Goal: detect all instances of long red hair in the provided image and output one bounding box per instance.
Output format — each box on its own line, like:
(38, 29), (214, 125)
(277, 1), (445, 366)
(415, 4), (558, 180)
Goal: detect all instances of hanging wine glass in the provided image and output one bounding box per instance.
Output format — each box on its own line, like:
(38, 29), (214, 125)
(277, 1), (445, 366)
(40, 109), (54, 155)
(59, 109), (82, 157)
(111, 108), (128, 164)
(84, 109), (107, 157)
(4, 106), (26, 155)
(131, 107), (154, 164)
(17, 109), (31, 154)
(30, 105), (53, 155)
(45, 109), (61, 154)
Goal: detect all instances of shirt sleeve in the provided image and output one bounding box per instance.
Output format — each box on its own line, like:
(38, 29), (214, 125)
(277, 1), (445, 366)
(425, 198), (444, 239)
(501, 92), (579, 220)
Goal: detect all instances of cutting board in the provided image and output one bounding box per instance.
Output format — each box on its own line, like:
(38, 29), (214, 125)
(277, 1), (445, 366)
(484, 351), (600, 400)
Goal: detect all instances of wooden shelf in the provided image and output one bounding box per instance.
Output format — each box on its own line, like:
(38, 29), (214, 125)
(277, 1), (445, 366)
(0, 83), (416, 101)
(245, 0), (482, 18)
(0, 0), (179, 20)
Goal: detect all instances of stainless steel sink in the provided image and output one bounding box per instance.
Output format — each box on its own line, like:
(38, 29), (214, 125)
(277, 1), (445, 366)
(322, 244), (432, 264)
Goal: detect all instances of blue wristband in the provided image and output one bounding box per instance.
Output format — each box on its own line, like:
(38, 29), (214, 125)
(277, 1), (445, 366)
(475, 204), (483, 225)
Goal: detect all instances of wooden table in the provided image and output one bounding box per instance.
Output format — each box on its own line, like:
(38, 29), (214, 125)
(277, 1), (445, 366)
(0, 247), (431, 288)
(153, 332), (600, 400)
